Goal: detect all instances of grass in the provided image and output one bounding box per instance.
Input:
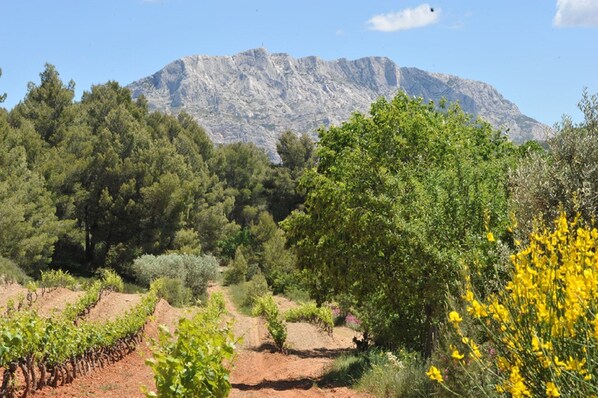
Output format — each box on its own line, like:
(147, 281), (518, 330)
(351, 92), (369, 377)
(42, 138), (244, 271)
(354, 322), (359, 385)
(318, 352), (371, 388)
(319, 349), (434, 398)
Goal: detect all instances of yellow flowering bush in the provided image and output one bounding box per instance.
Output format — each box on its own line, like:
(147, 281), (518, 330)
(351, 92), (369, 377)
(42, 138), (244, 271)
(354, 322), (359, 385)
(430, 214), (598, 397)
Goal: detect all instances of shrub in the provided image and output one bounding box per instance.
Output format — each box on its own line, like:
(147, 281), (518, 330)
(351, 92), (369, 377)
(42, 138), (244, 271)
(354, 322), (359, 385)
(170, 228), (202, 255)
(229, 272), (270, 313)
(0, 256), (30, 284)
(320, 348), (434, 397)
(131, 253), (218, 300)
(430, 214), (598, 397)
(144, 292), (236, 397)
(284, 302), (334, 334)
(151, 277), (193, 307)
(252, 294), (287, 352)
(222, 247), (248, 286)
(244, 273), (270, 309)
(358, 349), (433, 398)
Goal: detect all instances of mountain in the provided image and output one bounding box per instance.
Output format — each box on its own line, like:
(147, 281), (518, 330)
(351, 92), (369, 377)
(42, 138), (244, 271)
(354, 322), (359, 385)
(128, 48), (548, 159)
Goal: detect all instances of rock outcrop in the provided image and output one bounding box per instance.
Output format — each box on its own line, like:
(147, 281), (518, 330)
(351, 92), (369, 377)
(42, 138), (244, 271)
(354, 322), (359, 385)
(128, 48), (548, 159)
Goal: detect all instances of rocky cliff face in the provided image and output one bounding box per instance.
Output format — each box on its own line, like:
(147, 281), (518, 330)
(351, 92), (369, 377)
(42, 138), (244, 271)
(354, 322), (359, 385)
(128, 48), (548, 159)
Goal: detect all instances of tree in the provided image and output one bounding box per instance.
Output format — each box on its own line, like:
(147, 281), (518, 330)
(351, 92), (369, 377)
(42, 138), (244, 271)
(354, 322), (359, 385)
(510, 90), (598, 238)
(11, 64), (76, 144)
(0, 68), (6, 103)
(284, 92), (515, 356)
(276, 131), (315, 176)
(209, 142), (270, 224)
(264, 132), (315, 222)
(0, 113), (71, 274)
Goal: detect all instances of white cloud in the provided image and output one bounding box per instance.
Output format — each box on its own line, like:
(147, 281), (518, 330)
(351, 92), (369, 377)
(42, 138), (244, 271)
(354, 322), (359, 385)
(554, 0), (598, 27)
(367, 3), (440, 32)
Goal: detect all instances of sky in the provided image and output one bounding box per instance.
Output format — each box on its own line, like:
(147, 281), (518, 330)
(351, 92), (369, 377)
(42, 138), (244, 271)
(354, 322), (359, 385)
(0, 0), (597, 127)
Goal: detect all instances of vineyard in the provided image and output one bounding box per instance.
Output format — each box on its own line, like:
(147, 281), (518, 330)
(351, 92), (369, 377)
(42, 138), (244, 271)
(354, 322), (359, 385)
(0, 274), (369, 398)
(0, 271), (158, 398)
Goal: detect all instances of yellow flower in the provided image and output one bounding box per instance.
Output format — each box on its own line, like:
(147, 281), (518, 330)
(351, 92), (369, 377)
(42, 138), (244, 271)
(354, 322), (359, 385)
(448, 311), (463, 324)
(464, 290), (474, 302)
(426, 366), (443, 383)
(507, 366), (531, 397)
(487, 232), (495, 242)
(546, 381), (560, 397)
(451, 349), (464, 360)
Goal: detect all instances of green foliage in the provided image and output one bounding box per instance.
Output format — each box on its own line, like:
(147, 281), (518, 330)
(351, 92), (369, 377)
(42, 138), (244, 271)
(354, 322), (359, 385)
(0, 286), (158, 396)
(284, 302), (333, 334)
(0, 114), (71, 274)
(320, 349), (433, 397)
(358, 350), (433, 398)
(217, 227), (249, 261)
(229, 272), (270, 312)
(0, 256), (30, 284)
(62, 268), (124, 320)
(97, 268), (125, 292)
(144, 292), (236, 398)
(150, 277), (193, 307)
(510, 90), (598, 238)
(283, 92), (515, 355)
(131, 253), (218, 300)
(6, 68), (232, 273)
(11, 64), (76, 144)
(261, 228), (297, 294)
(222, 247), (248, 285)
(252, 294), (287, 352)
(209, 142), (270, 224)
(276, 131), (315, 175)
(222, 211), (299, 295)
(170, 228), (202, 255)
(264, 132), (314, 221)
(39, 269), (77, 291)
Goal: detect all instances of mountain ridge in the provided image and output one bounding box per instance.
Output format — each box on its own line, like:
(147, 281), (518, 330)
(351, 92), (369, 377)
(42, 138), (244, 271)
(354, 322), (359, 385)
(128, 48), (549, 159)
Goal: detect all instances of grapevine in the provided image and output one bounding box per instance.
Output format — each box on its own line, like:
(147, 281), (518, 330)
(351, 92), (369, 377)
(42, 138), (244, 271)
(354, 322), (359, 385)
(0, 281), (158, 398)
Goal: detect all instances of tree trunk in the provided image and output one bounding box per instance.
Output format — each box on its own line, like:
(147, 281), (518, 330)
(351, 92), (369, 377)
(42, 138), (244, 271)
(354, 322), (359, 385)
(423, 303), (437, 359)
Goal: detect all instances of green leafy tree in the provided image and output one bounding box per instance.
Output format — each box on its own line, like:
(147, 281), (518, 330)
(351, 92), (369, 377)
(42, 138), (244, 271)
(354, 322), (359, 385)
(284, 93), (515, 356)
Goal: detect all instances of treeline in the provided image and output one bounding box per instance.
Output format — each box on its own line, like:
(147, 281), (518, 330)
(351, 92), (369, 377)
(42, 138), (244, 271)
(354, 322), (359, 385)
(0, 64), (311, 286)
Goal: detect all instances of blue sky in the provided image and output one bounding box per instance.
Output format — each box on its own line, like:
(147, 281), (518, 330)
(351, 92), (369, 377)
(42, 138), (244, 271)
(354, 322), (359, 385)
(0, 0), (596, 127)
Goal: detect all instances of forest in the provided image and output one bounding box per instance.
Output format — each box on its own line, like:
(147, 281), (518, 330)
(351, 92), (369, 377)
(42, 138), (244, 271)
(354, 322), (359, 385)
(2, 64), (598, 397)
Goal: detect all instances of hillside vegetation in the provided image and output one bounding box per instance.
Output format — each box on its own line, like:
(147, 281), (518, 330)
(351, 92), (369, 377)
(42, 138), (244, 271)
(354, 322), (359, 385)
(1, 64), (598, 397)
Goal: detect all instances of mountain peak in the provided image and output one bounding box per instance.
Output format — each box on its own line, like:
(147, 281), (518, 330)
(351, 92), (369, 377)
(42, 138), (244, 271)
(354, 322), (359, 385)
(128, 50), (548, 159)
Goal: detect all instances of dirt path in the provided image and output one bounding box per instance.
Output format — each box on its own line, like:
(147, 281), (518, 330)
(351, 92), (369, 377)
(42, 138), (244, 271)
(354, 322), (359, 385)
(209, 285), (369, 398)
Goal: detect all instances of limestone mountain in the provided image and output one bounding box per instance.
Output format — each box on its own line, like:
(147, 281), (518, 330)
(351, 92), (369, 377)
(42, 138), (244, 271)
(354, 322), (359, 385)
(128, 48), (548, 159)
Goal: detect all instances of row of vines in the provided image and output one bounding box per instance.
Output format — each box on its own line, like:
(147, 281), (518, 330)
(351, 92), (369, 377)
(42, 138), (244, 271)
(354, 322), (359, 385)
(0, 272), (159, 398)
